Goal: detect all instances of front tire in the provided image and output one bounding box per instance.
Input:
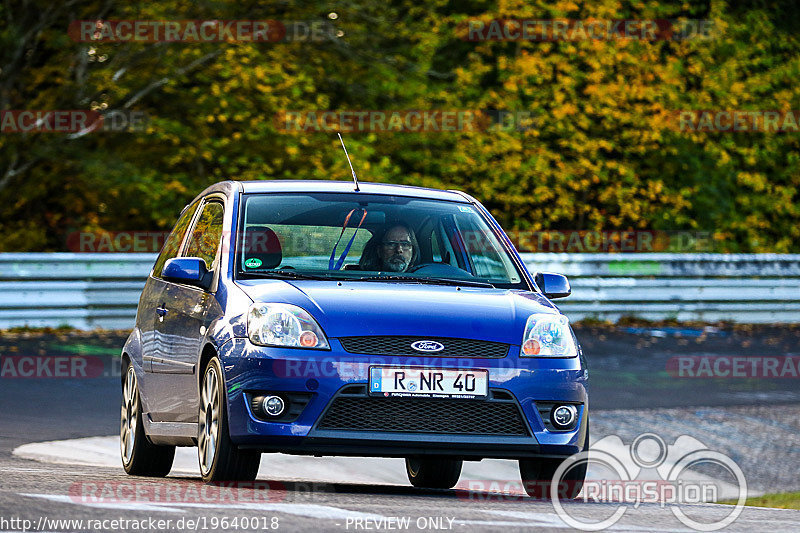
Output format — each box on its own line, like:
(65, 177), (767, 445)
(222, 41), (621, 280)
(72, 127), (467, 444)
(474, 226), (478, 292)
(198, 357), (261, 482)
(405, 457), (462, 489)
(120, 363), (175, 477)
(519, 422), (589, 499)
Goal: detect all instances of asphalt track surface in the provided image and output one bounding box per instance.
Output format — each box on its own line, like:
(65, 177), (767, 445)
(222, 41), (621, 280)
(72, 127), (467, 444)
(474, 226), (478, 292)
(1, 326), (799, 532)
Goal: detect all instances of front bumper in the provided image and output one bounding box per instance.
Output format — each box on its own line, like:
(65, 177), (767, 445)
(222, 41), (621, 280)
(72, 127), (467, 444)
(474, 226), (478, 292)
(219, 338), (588, 459)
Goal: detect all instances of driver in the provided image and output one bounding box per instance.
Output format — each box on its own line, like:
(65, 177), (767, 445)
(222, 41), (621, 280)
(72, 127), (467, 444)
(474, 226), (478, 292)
(359, 223), (419, 272)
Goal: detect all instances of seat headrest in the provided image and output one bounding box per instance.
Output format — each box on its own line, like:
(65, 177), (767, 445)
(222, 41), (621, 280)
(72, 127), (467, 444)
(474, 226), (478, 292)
(242, 227), (282, 269)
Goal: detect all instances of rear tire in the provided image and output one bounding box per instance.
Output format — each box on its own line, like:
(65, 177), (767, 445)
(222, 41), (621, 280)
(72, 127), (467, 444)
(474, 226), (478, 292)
(405, 457), (462, 489)
(120, 363), (175, 477)
(198, 357), (261, 482)
(520, 422), (589, 499)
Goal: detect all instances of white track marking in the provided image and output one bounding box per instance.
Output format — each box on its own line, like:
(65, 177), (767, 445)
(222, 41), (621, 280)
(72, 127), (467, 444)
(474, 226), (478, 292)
(20, 493), (388, 520)
(480, 509), (696, 531)
(478, 510), (567, 527)
(1, 466), (94, 475)
(13, 435), (525, 485)
(20, 493), (185, 513)
(165, 502), (387, 520)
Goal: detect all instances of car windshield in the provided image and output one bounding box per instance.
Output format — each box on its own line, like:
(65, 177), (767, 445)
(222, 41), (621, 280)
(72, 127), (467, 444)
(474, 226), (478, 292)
(235, 192), (526, 289)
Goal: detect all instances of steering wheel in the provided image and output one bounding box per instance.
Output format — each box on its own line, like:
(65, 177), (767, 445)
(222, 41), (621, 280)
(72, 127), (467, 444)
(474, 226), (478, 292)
(407, 263), (435, 273)
(407, 263), (469, 276)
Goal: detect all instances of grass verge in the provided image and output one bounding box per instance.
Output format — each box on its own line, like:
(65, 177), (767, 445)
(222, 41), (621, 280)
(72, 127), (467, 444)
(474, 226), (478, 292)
(721, 491), (800, 510)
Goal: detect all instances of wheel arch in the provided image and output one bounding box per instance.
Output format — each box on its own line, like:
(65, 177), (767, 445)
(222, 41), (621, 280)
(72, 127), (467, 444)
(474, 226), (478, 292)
(121, 352), (131, 385)
(197, 342), (219, 393)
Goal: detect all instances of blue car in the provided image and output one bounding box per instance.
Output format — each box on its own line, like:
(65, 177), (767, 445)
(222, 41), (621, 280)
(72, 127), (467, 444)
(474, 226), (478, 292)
(120, 180), (588, 497)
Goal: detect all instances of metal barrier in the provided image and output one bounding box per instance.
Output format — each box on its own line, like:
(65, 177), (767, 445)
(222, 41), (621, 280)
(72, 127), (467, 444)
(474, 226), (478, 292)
(0, 253), (798, 329)
(0, 254), (156, 330)
(522, 253), (800, 323)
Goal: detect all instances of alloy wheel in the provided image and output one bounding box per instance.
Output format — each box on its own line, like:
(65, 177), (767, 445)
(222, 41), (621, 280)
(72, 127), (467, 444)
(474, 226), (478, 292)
(198, 365), (220, 476)
(120, 366), (138, 465)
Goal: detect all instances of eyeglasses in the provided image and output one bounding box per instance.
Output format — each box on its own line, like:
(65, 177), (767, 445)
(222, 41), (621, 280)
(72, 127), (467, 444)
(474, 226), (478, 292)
(381, 240), (413, 251)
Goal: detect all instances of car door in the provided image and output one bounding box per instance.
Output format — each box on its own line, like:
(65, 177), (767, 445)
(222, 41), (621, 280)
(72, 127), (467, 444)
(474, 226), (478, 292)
(139, 198), (199, 379)
(149, 196), (226, 422)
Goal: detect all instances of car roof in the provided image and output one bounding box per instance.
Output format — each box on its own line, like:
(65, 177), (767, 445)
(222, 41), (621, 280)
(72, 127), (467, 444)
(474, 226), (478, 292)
(235, 180), (472, 203)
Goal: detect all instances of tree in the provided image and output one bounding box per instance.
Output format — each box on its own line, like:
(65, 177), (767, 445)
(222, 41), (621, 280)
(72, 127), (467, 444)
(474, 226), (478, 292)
(1, 0), (798, 252)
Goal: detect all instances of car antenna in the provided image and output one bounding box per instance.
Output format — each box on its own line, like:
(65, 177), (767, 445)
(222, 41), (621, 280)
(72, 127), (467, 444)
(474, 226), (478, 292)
(337, 132), (360, 192)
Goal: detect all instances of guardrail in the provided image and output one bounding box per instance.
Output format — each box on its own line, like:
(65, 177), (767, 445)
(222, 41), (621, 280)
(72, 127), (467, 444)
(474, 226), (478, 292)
(0, 253), (798, 329)
(0, 254), (156, 330)
(521, 253), (800, 323)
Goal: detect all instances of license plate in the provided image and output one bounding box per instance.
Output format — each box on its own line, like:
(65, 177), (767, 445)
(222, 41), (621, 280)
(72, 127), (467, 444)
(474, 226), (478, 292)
(369, 367), (488, 399)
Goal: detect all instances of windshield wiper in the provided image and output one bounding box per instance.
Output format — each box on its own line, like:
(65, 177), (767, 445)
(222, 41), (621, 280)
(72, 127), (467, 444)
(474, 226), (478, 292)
(240, 271), (495, 288)
(355, 275), (494, 288)
(240, 270), (335, 281)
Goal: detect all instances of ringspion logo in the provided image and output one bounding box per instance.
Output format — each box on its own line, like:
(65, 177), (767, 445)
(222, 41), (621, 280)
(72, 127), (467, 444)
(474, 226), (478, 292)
(551, 433), (747, 531)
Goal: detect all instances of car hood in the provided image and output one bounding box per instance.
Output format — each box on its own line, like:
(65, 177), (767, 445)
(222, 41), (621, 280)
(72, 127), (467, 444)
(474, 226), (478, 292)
(234, 279), (559, 344)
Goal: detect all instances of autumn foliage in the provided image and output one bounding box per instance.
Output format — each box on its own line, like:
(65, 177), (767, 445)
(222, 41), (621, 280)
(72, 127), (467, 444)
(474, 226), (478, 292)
(1, 0), (798, 252)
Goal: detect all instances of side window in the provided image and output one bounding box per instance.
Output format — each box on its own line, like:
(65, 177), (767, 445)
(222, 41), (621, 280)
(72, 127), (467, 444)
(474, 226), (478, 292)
(241, 224), (372, 270)
(152, 200), (200, 278)
(455, 215), (515, 281)
(431, 232), (442, 262)
(435, 220), (457, 266)
(184, 201), (225, 270)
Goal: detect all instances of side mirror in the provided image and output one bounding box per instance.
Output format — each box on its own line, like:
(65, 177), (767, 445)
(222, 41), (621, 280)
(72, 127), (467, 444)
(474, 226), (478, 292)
(162, 257), (213, 291)
(535, 272), (571, 299)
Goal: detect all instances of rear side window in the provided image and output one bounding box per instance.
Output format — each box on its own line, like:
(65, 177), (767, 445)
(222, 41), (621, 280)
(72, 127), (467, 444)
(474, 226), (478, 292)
(152, 200), (200, 278)
(184, 201), (225, 270)
(242, 223), (372, 270)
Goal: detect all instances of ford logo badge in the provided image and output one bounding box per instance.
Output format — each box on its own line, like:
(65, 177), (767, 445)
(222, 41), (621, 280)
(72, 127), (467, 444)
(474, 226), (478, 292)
(411, 340), (445, 353)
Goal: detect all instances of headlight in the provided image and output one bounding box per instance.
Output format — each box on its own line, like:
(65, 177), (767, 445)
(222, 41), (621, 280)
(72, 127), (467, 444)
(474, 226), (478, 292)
(520, 313), (577, 357)
(247, 303), (330, 349)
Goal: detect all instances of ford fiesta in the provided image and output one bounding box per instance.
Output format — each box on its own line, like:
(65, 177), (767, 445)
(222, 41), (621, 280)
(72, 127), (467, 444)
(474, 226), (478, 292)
(120, 180), (589, 497)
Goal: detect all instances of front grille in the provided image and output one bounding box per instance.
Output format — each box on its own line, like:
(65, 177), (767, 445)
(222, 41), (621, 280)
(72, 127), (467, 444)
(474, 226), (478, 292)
(338, 336), (509, 358)
(317, 390), (529, 436)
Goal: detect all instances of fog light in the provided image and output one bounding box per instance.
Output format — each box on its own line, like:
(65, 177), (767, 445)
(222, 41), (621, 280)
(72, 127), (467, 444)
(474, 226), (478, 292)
(551, 404), (577, 429)
(262, 395), (285, 417)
